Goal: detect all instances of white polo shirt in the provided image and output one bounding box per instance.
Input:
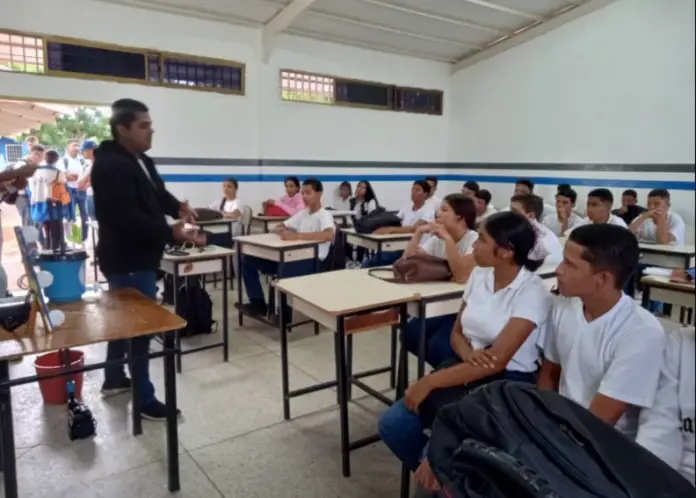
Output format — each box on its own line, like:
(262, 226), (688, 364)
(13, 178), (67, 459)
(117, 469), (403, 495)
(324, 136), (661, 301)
(531, 220), (564, 266)
(636, 327), (694, 486)
(476, 204), (497, 224)
(284, 207), (335, 261)
(543, 294), (665, 437)
(397, 203), (435, 227)
(209, 198), (244, 215)
(633, 212), (686, 246)
(353, 199), (377, 220)
(421, 229), (478, 259)
(426, 195), (442, 211)
(461, 267), (551, 373)
(542, 212), (587, 237)
(60, 155), (84, 189)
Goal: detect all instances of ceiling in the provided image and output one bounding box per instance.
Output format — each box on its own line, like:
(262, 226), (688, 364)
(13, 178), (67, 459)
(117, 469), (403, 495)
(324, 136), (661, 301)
(0, 100), (74, 137)
(98, 0), (614, 71)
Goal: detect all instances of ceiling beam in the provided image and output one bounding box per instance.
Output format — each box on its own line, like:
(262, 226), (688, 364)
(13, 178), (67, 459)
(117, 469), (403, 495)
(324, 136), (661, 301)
(263, 0), (319, 61)
(451, 0), (617, 75)
(459, 0), (539, 20)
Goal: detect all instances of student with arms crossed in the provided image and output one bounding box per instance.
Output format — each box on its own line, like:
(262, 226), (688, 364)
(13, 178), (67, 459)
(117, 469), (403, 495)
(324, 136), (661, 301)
(380, 211), (552, 491)
(543, 187), (586, 236)
(239, 178), (334, 323)
(538, 224), (664, 437)
(398, 194), (479, 367)
(509, 193), (564, 265)
(361, 180), (435, 268)
(629, 188), (685, 246)
(635, 326), (694, 487)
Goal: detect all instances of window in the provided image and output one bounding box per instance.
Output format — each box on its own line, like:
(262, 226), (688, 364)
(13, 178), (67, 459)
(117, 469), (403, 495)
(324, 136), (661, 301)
(47, 41), (147, 81)
(280, 69), (442, 115)
(0, 33), (44, 73)
(162, 55), (243, 93)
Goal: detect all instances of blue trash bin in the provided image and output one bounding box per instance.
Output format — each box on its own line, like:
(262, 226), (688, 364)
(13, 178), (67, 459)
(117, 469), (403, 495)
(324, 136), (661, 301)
(38, 250), (87, 303)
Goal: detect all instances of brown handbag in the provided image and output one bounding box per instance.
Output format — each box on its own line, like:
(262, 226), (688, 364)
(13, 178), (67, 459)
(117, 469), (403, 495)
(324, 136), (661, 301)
(369, 254), (452, 283)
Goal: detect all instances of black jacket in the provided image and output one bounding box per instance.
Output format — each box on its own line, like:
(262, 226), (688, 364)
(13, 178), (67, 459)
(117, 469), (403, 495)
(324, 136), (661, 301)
(91, 140), (179, 275)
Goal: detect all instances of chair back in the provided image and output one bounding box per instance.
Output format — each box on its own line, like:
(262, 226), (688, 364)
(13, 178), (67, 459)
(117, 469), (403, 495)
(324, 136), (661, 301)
(241, 205), (253, 235)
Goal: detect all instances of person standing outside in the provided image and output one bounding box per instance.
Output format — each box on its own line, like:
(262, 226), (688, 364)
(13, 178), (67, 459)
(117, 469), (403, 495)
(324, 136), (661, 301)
(77, 140), (97, 220)
(12, 139), (43, 229)
(91, 98), (202, 420)
(61, 139), (89, 244)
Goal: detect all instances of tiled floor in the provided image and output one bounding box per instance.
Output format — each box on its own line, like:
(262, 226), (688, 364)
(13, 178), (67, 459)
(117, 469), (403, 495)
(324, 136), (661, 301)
(1, 288), (409, 497)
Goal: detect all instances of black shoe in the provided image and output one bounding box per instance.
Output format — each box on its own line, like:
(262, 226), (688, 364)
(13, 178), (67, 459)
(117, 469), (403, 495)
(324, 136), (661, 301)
(101, 377), (132, 397)
(236, 301), (268, 318)
(141, 400), (182, 421)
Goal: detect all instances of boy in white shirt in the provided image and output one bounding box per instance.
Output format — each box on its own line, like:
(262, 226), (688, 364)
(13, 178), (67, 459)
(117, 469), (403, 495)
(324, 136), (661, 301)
(239, 178), (334, 322)
(424, 176), (441, 210)
(474, 189), (496, 224)
(636, 327), (695, 487)
(582, 188), (628, 229)
(510, 193), (564, 265)
(513, 179), (555, 219)
(630, 189), (685, 246)
(60, 139), (89, 243)
(538, 223), (665, 437)
(543, 187), (587, 236)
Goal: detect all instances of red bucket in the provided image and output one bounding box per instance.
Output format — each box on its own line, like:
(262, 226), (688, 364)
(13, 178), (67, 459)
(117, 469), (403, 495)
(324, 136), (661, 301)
(33, 350), (85, 405)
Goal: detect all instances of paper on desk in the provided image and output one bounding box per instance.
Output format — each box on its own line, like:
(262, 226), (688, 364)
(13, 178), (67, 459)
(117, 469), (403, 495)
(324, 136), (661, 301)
(642, 267), (673, 277)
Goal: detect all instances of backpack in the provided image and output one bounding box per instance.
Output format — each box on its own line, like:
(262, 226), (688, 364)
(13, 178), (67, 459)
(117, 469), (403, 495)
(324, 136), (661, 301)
(354, 207), (401, 234)
(429, 381), (694, 498)
(165, 276), (217, 337)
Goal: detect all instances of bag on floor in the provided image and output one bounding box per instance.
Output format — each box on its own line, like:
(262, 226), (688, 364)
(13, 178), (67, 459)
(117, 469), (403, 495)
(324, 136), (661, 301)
(368, 254), (452, 283)
(354, 207), (401, 234)
(174, 276), (217, 337)
(428, 381), (694, 498)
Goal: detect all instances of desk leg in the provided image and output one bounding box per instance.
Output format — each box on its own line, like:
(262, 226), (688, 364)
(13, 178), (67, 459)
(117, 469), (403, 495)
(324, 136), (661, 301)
(129, 340), (142, 436)
(396, 304), (409, 399)
(222, 257), (230, 363)
(228, 225), (235, 291)
(389, 325), (397, 389)
(173, 269), (183, 374)
(641, 285), (651, 309)
(279, 292), (291, 420)
(314, 246), (320, 335)
(91, 225), (99, 287)
(163, 331), (180, 492)
(237, 243), (244, 327)
(334, 317), (351, 478)
(0, 360), (18, 498)
(417, 301), (426, 380)
(346, 334), (353, 401)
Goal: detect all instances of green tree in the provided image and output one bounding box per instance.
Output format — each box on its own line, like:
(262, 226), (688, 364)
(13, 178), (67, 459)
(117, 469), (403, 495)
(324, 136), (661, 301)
(16, 106), (111, 149)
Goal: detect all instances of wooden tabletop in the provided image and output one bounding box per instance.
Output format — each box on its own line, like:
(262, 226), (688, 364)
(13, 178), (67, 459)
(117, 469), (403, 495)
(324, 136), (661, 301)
(161, 244), (236, 261)
(341, 228), (412, 241)
(235, 233), (321, 249)
(640, 275), (696, 292)
(195, 218), (239, 226)
(639, 243), (696, 255)
(329, 210), (353, 217)
(0, 289), (186, 361)
(252, 215), (288, 221)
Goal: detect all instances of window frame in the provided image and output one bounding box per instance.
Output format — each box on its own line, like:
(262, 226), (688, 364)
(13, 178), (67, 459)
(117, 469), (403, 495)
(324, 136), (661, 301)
(395, 85), (444, 116)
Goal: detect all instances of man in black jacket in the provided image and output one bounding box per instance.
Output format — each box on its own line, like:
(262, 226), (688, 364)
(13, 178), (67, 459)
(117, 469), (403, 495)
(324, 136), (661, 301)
(92, 98), (204, 420)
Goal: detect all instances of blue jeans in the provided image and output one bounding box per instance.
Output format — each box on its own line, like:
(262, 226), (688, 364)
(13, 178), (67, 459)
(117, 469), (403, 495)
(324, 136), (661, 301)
(402, 314), (458, 368)
(68, 187), (89, 241)
(105, 271), (158, 405)
(86, 195), (95, 220)
(361, 251), (403, 269)
(241, 255), (316, 318)
(378, 369), (537, 471)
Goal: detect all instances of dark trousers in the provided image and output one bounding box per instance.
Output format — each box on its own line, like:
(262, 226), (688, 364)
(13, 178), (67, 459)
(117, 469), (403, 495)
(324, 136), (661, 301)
(104, 270), (158, 405)
(402, 314), (458, 368)
(360, 251), (403, 269)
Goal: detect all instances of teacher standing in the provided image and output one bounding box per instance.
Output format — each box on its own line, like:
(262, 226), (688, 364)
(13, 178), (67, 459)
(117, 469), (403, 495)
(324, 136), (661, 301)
(91, 98), (204, 420)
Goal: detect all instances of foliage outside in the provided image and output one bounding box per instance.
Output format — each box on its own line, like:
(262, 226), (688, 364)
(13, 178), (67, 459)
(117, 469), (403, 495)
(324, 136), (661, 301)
(14, 106), (111, 151)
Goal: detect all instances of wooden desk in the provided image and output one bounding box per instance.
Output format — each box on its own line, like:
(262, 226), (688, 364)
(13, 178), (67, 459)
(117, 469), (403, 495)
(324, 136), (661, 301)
(328, 210), (353, 227)
(641, 276), (695, 325)
(639, 244), (695, 269)
(195, 218), (239, 236)
(274, 270), (420, 478)
(251, 215), (287, 233)
(160, 245), (234, 373)
(0, 289), (185, 498)
(342, 228), (412, 256)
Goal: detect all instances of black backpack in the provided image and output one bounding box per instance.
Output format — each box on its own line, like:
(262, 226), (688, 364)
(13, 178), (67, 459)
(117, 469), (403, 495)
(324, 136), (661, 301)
(353, 207), (401, 234)
(168, 276), (216, 337)
(429, 381), (694, 498)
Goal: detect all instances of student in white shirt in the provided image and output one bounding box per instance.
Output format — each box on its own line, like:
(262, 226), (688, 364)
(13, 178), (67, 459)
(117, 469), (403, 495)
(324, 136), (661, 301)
(239, 178), (334, 323)
(332, 181), (353, 211)
(636, 327), (695, 487)
(474, 189), (496, 224)
(60, 139), (89, 243)
(77, 140), (97, 220)
(543, 187), (587, 236)
(210, 177), (244, 220)
(424, 176), (442, 210)
(538, 224), (665, 438)
(630, 189), (685, 246)
(380, 210), (552, 484)
(582, 188), (628, 228)
(513, 178), (555, 219)
(461, 180), (480, 199)
(510, 193), (564, 266)
(352, 180), (379, 221)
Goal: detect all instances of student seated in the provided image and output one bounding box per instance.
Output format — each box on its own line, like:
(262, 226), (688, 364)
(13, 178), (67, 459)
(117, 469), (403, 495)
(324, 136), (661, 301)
(543, 187), (587, 236)
(240, 178), (334, 321)
(613, 188), (647, 226)
(262, 176), (304, 216)
(361, 180), (435, 268)
(581, 188), (628, 229)
(210, 177), (244, 220)
(636, 327), (694, 487)
(510, 194), (563, 265)
(424, 176), (441, 210)
(352, 179), (379, 220)
(538, 224), (665, 439)
(333, 181), (353, 211)
(630, 188), (685, 246)
(512, 178), (555, 219)
(461, 180), (480, 198)
(379, 210), (552, 476)
(474, 189), (496, 224)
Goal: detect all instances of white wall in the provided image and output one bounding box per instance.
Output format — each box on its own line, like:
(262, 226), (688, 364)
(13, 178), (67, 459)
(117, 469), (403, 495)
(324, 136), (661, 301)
(448, 0), (695, 234)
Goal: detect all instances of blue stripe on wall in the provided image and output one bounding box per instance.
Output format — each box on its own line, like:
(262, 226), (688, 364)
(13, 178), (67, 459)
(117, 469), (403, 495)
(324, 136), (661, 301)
(160, 173), (695, 191)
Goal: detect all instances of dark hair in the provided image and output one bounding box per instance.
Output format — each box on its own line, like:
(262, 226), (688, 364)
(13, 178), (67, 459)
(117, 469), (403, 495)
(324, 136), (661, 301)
(463, 180), (480, 193)
(357, 180), (378, 206)
(44, 149), (60, 165)
(30, 144), (45, 154)
(475, 189), (492, 205)
(413, 179), (432, 196)
(284, 176), (300, 188)
(511, 193), (544, 220)
(110, 98), (149, 138)
(224, 177), (238, 189)
(556, 188), (577, 204)
(443, 193), (476, 230)
(648, 188), (670, 201)
(302, 178), (323, 192)
(557, 183), (572, 192)
(516, 179), (534, 192)
(424, 176), (438, 187)
(588, 188), (614, 205)
(339, 181), (352, 195)
(484, 211), (539, 271)
(569, 224), (639, 289)
(622, 189), (638, 198)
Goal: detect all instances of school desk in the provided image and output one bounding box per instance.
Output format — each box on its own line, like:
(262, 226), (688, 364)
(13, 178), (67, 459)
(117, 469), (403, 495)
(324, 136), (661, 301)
(341, 228), (412, 257)
(641, 275), (695, 325)
(639, 243), (695, 270)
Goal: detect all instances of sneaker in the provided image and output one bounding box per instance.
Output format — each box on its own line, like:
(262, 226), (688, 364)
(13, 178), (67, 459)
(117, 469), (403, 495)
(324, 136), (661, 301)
(101, 377), (132, 397)
(141, 400), (182, 421)
(235, 301), (267, 318)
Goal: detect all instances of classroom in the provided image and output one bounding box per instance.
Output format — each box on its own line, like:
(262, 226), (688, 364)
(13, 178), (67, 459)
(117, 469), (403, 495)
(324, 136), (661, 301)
(0, 0), (694, 496)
